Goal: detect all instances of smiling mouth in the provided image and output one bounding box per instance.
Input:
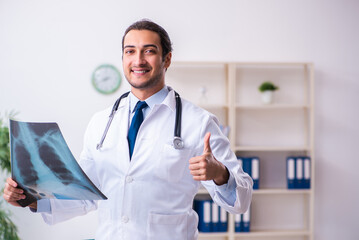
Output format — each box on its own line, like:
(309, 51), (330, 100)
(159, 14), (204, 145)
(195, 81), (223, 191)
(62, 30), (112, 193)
(132, 70), (149, 74)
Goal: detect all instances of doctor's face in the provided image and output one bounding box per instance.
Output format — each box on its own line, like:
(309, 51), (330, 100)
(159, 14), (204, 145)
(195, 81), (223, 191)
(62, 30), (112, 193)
(122, 30), (171, 95)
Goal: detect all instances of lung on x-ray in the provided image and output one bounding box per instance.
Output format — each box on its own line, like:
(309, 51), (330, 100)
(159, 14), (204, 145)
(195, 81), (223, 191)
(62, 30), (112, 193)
(10, 119), (107, 207)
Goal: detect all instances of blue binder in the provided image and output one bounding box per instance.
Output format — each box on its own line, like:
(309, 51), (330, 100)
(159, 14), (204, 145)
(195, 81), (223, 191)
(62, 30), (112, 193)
(251, 157), (260, 190)
(242, 157), (252, 178)
(219, 206), (228, 232)
(303, 157), (311, 189)
(211, 202), (220, 232)
(296, 157), (304, 188)
(194, 198), (212, 232)
(242, 207), (251, 232)
(238, 156), (260, 190)
(234, 214), (242, 232)
(286, 157), (296, 189)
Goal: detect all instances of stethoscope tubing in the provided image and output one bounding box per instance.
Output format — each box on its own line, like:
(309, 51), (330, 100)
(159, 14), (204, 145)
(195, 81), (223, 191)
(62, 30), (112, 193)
(96, 91), (183, 150)
(96, 92), (129, 150)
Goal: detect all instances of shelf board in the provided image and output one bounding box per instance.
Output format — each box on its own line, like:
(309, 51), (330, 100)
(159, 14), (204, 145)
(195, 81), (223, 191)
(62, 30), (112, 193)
(198, 232), (228, 238)
(234, 146), (310, 151)
(236, 104), (310, 110)
(172, 61), (313, 67)
(253, 189), (312, 195)
(234, 62), (312, 66)
(235, 229), (311, 237)
(171, 61), (227, 67)
(197, 188), (311, 195)
(199, 104), (229, 109)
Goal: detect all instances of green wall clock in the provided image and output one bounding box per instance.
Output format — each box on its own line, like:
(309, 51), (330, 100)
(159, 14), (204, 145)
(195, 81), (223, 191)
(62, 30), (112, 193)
(92, 64), (122, 94)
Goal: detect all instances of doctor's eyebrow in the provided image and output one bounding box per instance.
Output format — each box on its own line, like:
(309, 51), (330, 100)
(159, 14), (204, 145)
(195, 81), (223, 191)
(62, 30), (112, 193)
(124, 44), (159, 49)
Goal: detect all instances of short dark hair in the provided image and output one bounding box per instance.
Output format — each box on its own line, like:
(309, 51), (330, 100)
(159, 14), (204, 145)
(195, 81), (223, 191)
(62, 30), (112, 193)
(122, 19), (173, 59)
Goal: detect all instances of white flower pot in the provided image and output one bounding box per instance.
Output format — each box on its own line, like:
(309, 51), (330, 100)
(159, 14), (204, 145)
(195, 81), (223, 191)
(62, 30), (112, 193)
(261, 90), (274, 104)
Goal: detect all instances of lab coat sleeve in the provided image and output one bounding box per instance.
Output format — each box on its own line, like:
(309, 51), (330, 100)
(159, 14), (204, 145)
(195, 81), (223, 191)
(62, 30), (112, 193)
(40, 116), (99, 225)
(200, 115), (253, 214)
(35, 199), (51, 213)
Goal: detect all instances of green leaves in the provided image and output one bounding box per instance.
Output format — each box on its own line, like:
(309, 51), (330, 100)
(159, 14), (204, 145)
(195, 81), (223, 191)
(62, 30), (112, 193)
(0, 122), (11, 173)
(258, 81), (279, 92)
(0, 202), (20, 240)
(0, 112), (20, 240)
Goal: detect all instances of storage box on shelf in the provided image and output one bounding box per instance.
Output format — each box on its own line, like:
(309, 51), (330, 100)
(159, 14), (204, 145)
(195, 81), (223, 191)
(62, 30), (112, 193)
(167, 62), (314, 240)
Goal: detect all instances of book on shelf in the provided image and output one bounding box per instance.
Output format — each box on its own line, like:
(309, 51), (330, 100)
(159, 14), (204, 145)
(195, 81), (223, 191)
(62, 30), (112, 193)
(193, 197), (228, 233)
(211, 201), (219, 232)
(194, 197), (211, 232)
(234, 207), (251, 232)
(286, 156), (311, 189)
(234, 212), (242, 232)
(242, 207), (251, 232)
(237, 156), (260, 190)
(287, 157), (296, 189)
(219, 205), (228, 232)
(303, 157), (311, 189)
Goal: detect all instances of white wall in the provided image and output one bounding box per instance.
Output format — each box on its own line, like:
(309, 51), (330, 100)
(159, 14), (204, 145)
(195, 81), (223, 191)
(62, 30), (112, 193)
(0, 0), (358, 239)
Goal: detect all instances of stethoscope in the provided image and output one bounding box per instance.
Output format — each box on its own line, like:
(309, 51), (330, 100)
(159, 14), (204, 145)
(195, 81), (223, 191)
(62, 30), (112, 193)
(96, 91), (184, 150)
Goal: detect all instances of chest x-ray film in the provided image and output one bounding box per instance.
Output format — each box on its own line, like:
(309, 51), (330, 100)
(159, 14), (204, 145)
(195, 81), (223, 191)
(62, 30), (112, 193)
(9, 119), (107, 207)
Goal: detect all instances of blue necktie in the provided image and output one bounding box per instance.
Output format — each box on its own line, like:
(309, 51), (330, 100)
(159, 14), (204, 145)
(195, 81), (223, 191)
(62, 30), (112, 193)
(128, 101), (148, 159)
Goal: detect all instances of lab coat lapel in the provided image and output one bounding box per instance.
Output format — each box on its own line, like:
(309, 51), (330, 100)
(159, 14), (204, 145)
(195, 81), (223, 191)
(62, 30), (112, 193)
(113, 96), (131, 171)
(163, 89), (176, 112)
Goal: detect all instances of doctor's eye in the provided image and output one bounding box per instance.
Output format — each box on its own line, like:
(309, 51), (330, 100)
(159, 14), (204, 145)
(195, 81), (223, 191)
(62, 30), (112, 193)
(124, 49), (135, 55)
(144, 48), (157, 54)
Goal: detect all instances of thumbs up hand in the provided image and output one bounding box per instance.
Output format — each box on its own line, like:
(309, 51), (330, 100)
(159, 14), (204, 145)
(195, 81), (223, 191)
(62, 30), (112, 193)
(189, 132), (229, 185)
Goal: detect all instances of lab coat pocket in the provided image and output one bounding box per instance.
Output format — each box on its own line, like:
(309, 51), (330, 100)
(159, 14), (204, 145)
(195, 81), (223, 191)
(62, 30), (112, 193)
(156, 144), (191, 183)
(148, 212), (188, 240)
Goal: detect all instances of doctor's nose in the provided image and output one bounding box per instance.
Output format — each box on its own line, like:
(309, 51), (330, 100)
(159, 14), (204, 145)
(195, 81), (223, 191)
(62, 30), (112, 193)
(133, 52), (147, 66)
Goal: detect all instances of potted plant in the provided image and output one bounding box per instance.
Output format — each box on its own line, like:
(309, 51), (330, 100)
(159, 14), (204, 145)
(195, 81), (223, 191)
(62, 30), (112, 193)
(0, 113), (20, 240)
(258, 81), (279, 104)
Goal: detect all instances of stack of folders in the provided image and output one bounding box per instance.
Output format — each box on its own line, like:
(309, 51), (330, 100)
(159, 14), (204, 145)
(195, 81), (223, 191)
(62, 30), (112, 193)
(193, 197), (228, 232)
(237, 157), (260, 190)
(286, 156), (311, 189)
(234, 207), (251, 232)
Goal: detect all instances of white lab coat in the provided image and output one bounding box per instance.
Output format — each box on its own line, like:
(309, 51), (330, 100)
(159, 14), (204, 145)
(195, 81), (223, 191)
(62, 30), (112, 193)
(40, 89), (253, 240)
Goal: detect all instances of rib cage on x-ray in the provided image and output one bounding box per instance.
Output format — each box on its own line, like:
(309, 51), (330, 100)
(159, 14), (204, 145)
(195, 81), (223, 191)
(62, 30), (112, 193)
(10, 120), (107, 207)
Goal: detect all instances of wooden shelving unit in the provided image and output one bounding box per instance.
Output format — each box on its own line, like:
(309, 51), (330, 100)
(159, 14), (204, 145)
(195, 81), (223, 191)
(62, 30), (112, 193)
(166, 61), (315, 240)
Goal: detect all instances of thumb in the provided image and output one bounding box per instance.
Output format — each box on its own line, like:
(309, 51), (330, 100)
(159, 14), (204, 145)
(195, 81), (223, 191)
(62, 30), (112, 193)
(203, 132), (212, 153)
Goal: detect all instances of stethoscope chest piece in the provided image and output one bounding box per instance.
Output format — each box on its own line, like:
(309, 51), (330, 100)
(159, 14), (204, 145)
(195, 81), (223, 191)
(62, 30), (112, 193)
(173, 136), (184, 149)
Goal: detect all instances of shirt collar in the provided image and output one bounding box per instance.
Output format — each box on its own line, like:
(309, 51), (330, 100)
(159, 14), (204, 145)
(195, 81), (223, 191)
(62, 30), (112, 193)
(129, 86), (169, 113)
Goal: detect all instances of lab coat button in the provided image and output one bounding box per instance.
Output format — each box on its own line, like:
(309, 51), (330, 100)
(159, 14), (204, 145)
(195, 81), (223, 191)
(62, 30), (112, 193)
(126, 176), (133, 183)
(122, 215), (129, 223)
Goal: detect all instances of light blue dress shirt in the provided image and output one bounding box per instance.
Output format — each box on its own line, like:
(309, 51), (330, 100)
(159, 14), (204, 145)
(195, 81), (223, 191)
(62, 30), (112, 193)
(128, 86), (169, 125)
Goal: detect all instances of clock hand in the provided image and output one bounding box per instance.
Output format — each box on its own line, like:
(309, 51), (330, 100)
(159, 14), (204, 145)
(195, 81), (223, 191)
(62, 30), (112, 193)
(100, 77), (110, 82)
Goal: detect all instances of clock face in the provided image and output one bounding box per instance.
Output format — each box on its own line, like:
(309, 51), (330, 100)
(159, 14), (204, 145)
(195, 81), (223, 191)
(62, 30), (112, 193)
(92, 64), (122, 94)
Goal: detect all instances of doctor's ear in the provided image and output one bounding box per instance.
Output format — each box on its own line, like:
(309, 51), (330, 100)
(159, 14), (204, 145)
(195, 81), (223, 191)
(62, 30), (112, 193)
(164, 52), (172, 71)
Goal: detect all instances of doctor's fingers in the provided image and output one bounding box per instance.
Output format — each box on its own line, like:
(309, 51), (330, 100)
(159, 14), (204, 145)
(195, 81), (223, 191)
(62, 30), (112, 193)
(2, 191), (23, 207)
(6, 177), (18, 188)
(189, 154), (211, 165)
(3, 182), (25, 200)
(189, 162), (208, 173)
(191, 171), (211, 181)
(189, 160), (206, 170)
(190, 167), (206, 176)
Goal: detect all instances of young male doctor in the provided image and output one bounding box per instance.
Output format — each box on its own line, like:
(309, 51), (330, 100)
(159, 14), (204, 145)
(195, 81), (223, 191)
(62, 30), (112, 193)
(3, 20), (253, 240)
